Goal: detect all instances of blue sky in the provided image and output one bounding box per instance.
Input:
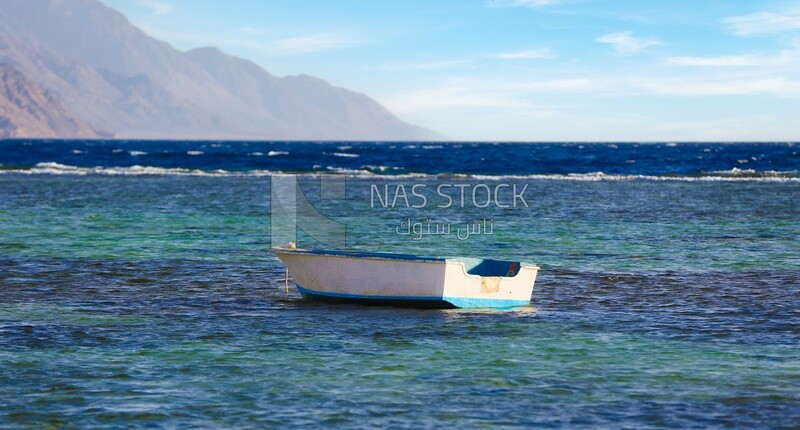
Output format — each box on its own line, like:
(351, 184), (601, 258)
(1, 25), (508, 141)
(102, 0), (800, 141)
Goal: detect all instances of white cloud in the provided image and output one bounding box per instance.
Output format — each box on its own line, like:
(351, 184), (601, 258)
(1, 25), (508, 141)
(651, 115), (785, 141)
(664, 44), (800, 68)
(487, 0), (563, 8)
(385, 71), (800, 120)
(724, 10), (800, 36)
(382, 77), (597, 115)
(377, 59), (474, 72)
(384, 86), (533, 114)
(237, 27), (262, 36)
(382, 49), (553, 72)
(487, 48), (553, 60)
(382, 72), (800, 140)
(596, 31), (660, 55)
(137, 0), (173, 15)
(632, 76), (800, 97)
(404, 60), (473, 70)
(665, 54), (783, 67)
(504, 78), (601, 93)
(273, 33), (362, 54)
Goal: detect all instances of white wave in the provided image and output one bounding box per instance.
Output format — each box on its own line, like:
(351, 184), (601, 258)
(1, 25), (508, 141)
(360, 165), (404, 172)
(337, 145), (352, 150)
(187, 151), (204, 156)
(707, 167), (799, 177)
(324, 166), (375, 175)
(128, 150), (148, 156)
(267, 151), (289, 156)
(323, 166), (429, 178)
(112, 149), (125, 153)
(2, 162), (798, 182)
(71, 149), (84, 154)
(0, 162), (245, 177)
(712, 167), (757, 175)
(330, 152), (359, 158)
(249, 152), (265, 156)
(422, 145), (443, 149)
(462, 172), (800, 182)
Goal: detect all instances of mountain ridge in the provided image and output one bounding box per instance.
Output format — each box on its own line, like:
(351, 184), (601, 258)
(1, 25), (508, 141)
(0, 0), (440, 140)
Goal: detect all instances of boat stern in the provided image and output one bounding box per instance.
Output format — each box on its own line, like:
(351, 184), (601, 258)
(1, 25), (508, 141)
(441, 259), (538, 309)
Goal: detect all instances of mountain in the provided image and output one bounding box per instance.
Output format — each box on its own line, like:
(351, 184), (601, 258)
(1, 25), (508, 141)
(0, 0), (439, 140)
(0, 63), (102, 138)
(184, 47), (434, 140)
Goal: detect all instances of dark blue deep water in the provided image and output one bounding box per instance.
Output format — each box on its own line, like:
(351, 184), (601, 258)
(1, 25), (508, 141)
(1, 140), (799, 178)
(1, 140), (799, 428)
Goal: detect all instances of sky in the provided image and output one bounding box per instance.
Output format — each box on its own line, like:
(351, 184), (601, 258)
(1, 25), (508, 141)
(102, 0), (800, 141)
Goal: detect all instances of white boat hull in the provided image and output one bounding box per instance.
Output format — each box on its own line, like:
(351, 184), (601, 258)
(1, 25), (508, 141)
(272, 248), (538, 309)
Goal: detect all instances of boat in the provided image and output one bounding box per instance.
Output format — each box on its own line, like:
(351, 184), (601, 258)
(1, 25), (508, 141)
(271, 245), (539, 309)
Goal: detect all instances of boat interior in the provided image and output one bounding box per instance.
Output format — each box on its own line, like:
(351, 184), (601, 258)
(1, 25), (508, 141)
(458, 258), (521, 277)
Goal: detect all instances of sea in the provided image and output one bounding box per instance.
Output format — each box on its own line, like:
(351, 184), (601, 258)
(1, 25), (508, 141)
(1, 140), (799, 428)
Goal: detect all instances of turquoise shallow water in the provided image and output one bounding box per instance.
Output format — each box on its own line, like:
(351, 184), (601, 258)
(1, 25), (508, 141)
(1, 172), (799, 428)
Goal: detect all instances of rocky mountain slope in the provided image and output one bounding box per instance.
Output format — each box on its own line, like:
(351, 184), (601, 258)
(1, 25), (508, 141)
(0, 0), (438, 140)
(0, 63), (102, 138)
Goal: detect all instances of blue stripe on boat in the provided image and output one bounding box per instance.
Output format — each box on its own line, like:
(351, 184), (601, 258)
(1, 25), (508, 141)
(296, 286), (441, 302)
(296, 286), (529, 309)
(442, 296), (531, 309)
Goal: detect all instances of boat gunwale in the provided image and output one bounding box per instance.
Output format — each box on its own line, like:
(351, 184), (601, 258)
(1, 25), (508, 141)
(270, 247), (445, 263)
(270, 247), (540, 275)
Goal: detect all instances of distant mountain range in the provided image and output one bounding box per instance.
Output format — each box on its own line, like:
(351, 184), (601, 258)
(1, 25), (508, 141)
(0, 0), (440, 140)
